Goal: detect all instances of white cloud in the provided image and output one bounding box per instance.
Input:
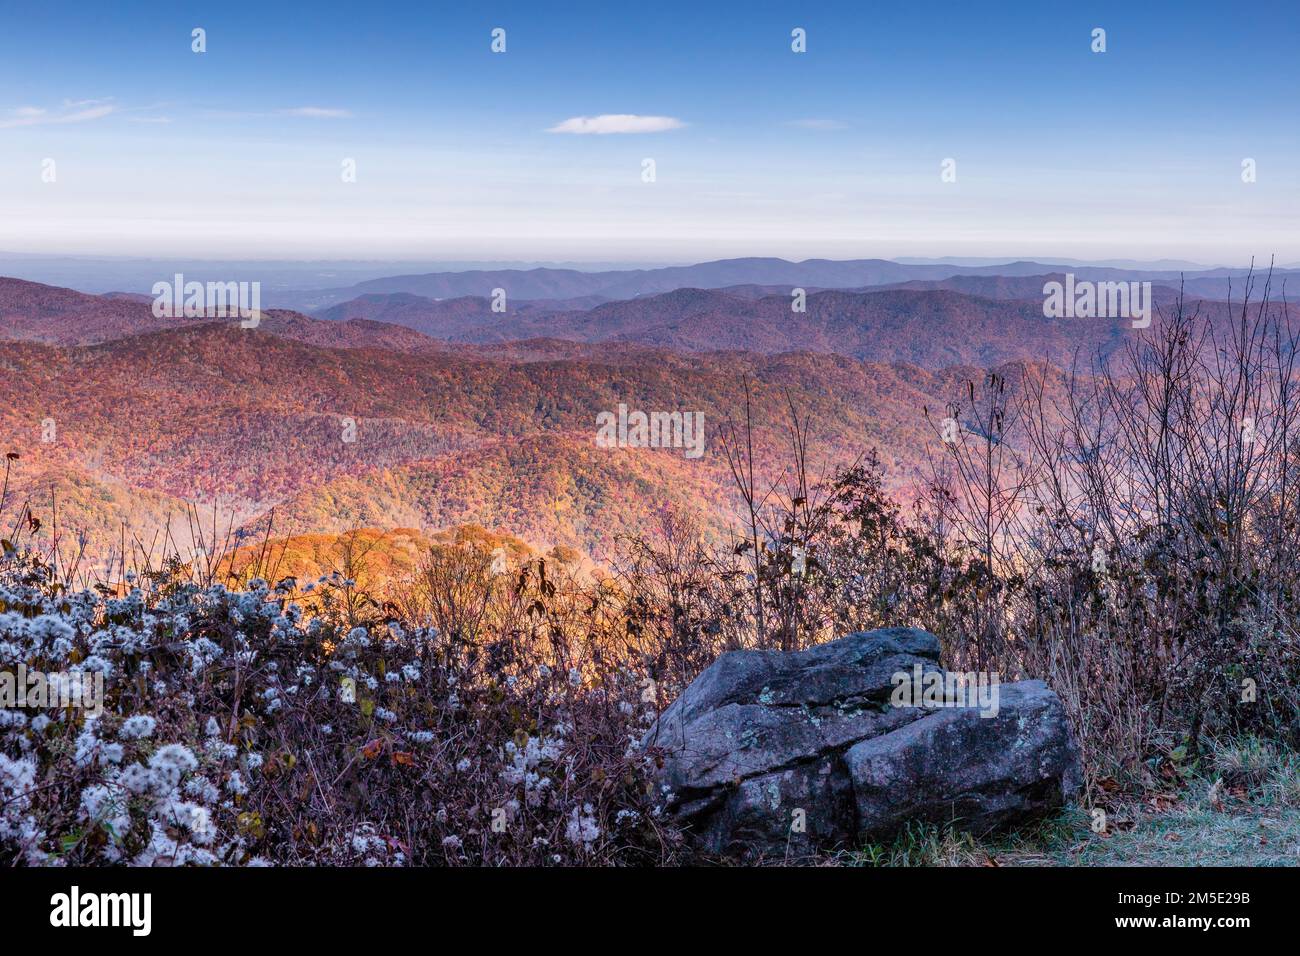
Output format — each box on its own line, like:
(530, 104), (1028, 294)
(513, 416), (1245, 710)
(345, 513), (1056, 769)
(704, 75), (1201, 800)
(547, 114), (684, 135)
(279, 107), (352, 118)
(0, 100), (115, 129)
(787, 118), (849, 130)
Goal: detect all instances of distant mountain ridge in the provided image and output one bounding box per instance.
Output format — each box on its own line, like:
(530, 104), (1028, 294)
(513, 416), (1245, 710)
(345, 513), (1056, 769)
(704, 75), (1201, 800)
(5, 273), (1265, 370)
(317, 283), (1243, 367)
(278, 257), (1300, 311)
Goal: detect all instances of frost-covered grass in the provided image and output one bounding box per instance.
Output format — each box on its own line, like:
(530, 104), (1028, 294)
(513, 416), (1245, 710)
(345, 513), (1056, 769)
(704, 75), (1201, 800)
(0, 554), (684, 866)
(844, 739), (1300, 867)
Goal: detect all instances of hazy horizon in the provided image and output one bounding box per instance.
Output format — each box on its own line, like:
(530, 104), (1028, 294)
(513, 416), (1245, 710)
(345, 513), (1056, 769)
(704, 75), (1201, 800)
(2, 250), (1292, 271)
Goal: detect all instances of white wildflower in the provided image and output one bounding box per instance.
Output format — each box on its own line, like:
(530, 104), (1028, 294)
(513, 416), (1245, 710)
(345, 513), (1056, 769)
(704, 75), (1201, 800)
(118, 714), (157, 740)
(565, 803), (601, 847)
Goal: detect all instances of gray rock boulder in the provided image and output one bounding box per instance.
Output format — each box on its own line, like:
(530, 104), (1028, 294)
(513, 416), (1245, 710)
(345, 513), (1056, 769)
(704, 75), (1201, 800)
(642, 627), (1081, 860)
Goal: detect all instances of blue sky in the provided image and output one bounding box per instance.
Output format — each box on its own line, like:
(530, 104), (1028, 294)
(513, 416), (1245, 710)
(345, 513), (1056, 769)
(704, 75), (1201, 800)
(1, 0), (1297, 263)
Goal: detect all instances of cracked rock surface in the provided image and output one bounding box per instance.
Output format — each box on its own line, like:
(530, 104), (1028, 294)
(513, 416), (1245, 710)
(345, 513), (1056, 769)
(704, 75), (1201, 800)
(642, 627), (1082, 859)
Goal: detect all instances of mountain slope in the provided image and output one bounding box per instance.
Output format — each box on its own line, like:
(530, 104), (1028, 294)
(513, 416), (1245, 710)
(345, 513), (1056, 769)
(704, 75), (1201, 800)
(312, 286), (1163, 366)
(3, 317), (1060, 560)
(0, 277), (449, 351)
